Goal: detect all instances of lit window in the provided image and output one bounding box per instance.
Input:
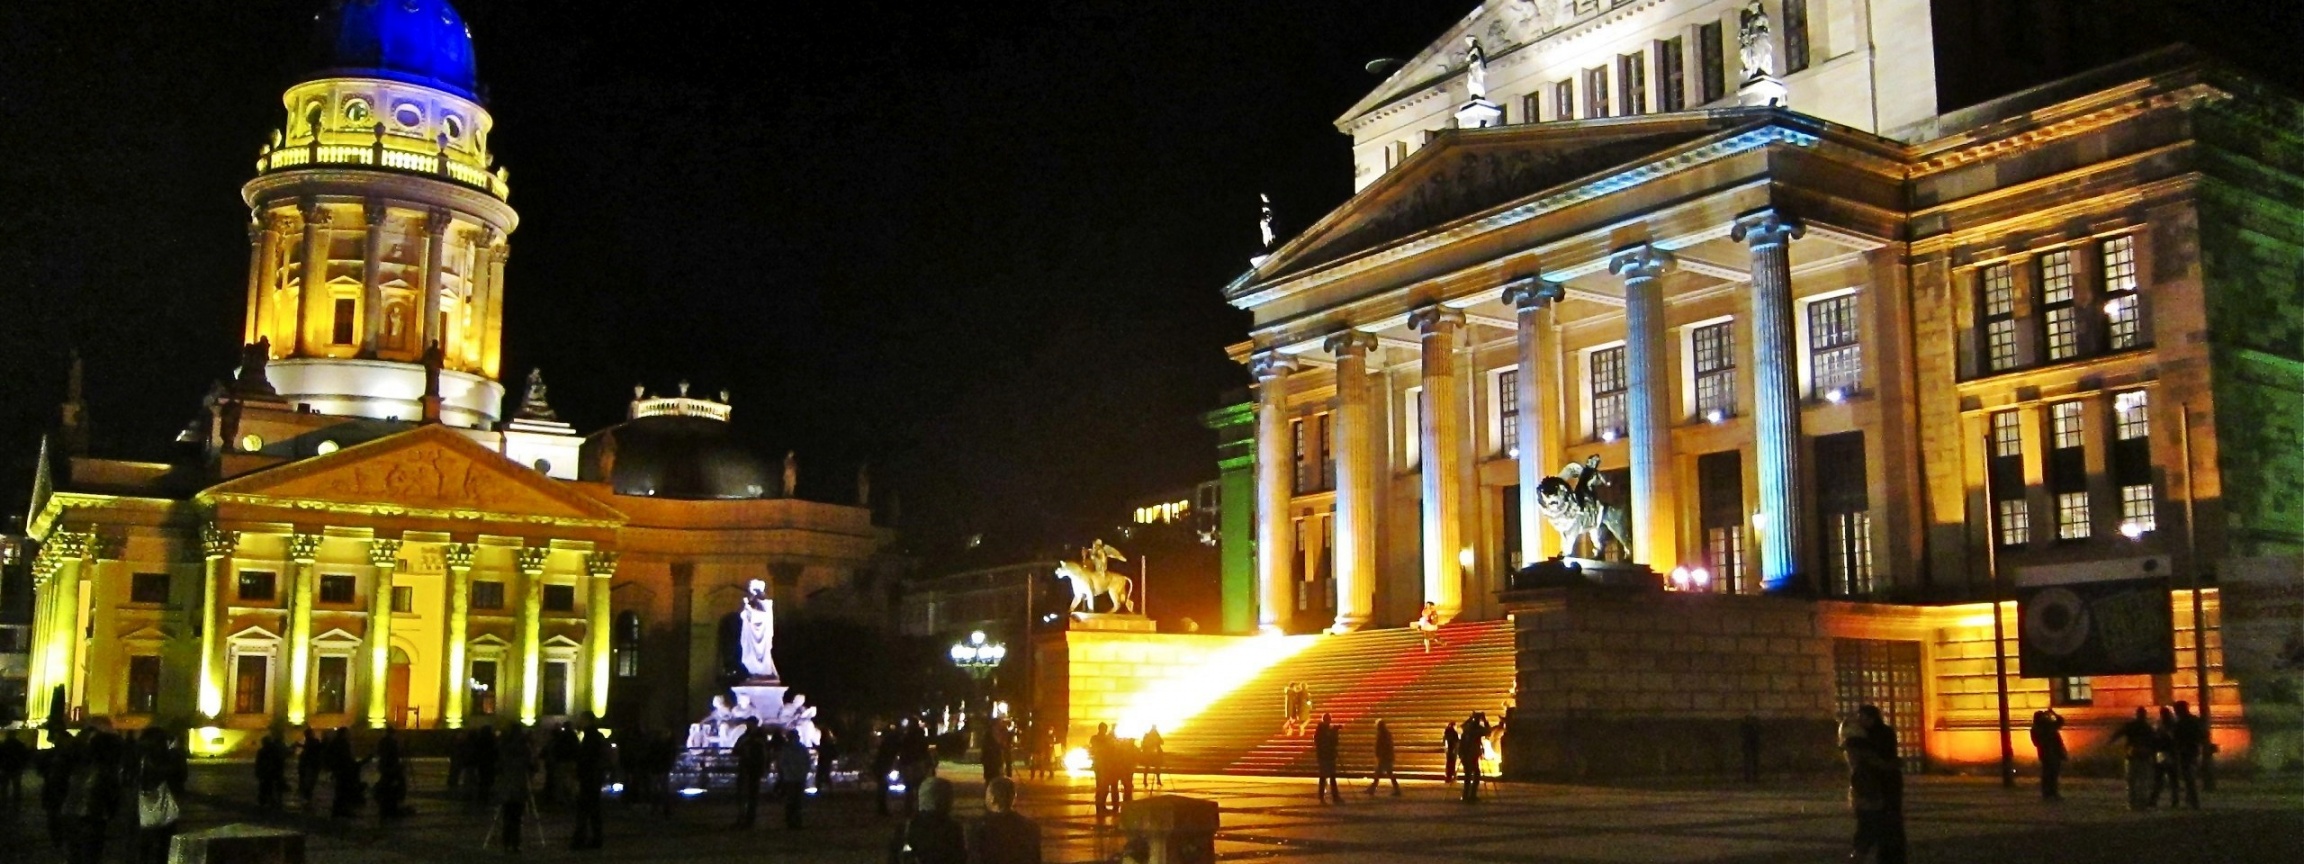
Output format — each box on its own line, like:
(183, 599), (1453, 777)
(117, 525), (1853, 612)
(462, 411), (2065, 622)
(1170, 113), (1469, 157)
(471, 580), (505, 610)
(316, 655), (350, 715)
(1553, 79), (1575, 120)
(128, 655), (162, 714)
(2050, 401), (2085, 450)
(1498, 369), (1521, 456)
(614, 611), (644, 678)
(1318, 413), (1335, 490)
(1991, 411), (2023, 458)
(1809, 294), (1861, 398)
(1826, 511), (1875, 595)
(2102, 236), (2143, 349)
(1521, 93), (1540, 124)
(2052, 676), (2094, 706)
(1291, 419), (1308, 494)
(2056, 491), (2092, 540)
(2116, 391), (2151, 440)
(1618, 51), (1648, 115)
(237, 571), (278, 602)
(2039, 251), (2078, 361)
(1981, 264), (2019, 372)
(1584, 66), (1610, 117)
(2121, 484), (2157, 534)
(1705, 526), (1744, 593)
(1997, 499), (2031, 547)
(1590, 346), (1627, 440)
(469, 659), (498, 716)
(1693, 321), (1735, 420)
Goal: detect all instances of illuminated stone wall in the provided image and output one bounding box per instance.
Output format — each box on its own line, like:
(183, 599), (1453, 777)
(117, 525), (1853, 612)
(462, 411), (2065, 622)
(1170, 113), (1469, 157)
(1035, 630), (1261, 751)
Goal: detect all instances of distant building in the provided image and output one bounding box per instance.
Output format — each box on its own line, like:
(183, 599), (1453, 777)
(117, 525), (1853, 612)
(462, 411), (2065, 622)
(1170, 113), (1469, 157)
(1, 534), (30, 725)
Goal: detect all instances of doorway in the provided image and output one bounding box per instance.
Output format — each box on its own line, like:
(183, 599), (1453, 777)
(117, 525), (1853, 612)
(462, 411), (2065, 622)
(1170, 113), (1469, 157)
(386, 647), (412, 728)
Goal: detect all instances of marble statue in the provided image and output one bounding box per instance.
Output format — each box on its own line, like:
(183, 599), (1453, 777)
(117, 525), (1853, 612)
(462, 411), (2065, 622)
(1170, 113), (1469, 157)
(1259, 194), (1276, 249)
(1738, 0), (1774, 84)
(782, 451), (798, 497)
(787, 694), (821, 748)
(738, 578), (779, 681)
(1464, 36), (1489, 100)
(1058, 539), (1136, 614)
(1534, 455), (1630, 560)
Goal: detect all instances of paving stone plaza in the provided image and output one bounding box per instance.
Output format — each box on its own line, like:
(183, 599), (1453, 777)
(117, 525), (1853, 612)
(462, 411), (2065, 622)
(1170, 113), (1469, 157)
(2, 761), (2294, 863)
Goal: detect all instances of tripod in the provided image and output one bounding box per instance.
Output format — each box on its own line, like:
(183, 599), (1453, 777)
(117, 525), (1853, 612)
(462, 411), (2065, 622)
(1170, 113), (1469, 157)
(479, 795), (546, 851)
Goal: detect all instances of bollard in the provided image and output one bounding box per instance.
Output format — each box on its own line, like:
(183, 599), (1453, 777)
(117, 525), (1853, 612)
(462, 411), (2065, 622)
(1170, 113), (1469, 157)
(1119, 794), (1219, 864)
(168, 824), (304, 864)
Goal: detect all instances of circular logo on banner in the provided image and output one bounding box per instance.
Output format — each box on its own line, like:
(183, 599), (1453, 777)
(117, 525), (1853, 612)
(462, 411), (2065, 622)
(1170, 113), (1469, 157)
(2024, 587), (2091, 656)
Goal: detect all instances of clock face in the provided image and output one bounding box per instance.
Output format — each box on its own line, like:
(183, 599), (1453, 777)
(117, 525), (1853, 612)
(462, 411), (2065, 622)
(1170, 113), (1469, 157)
(343, 97), (372, 125)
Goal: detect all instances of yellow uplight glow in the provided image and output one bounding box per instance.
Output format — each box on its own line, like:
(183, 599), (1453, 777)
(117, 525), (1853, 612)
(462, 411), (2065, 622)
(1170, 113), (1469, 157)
(1063, 747), (1094, 776)
(1108, 633), (1318, 740)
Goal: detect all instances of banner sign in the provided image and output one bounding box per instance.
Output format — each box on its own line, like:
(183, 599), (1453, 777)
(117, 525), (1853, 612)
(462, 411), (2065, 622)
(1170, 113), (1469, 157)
(2219, 557), (2304, 678)
(2015, 556), (2175, 678)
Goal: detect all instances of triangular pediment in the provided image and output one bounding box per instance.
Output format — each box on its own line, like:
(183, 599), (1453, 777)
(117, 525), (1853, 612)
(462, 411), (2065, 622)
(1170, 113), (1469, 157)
(1339, 1), (1614, 125)
(200, 424), (625, 526)
(1254, 114), (1771, 284)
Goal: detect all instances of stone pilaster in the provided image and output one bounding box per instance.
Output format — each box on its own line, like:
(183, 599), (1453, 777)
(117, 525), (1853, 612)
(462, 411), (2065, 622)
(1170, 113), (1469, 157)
(585, 551), (620, 719)
(516, 546), (549, 724)
(296, 202), (333, 355)
(364, 537), (403, 727)
(284, 532), (323, 725)
(440, 542), (475, 729)
(1734, 210), (1812, 592)
(1250, 350), (1299, 633)
(1610, 243), (1679, 570)
(360, 201), (387, 356)
(198, 524), (239, 720)
(1505, 276), (1567, 564)
(1410, 304), (1469, 621)
(1323, 331), (1380, 632)
(482, 233), (508, 378)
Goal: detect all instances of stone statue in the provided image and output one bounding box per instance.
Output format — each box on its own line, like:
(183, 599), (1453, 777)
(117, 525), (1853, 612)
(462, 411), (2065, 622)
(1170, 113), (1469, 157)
(782, 451), (798, 497)
(1738, 0), (1774, 83)
(418, 340), (446, 423)
(1464, 36), (1489, 100)
(738, 578), (779, 681)
(1258, 194), (1276, 249)
(234, 338), (279, 395)
(516, 368), (557, 420)
(1534, 455), (1631, 560)
(1058, 540), (1136, 614)
(596, 430), (619, 481)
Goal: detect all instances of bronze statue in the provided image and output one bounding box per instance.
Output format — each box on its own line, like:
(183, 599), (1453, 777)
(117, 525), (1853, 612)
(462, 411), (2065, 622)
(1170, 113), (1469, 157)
(1534, 455), (1630, 560)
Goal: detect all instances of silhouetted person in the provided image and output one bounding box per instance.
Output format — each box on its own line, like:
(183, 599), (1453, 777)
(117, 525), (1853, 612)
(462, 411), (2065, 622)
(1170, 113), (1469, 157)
(1366, 720), (1399, 796)
(2109, 707), (2157, 810)
(898, 719), (934, 816)
(0, 730), (30, 810)
(327, 728), (367, 818)
(496, 726), (536, 853)
(40, 729), (77, 849)
(1441, 723), (1459, 785)
(295, 728), (324, 807)
(62, 732), (121, 864)
(1739, 715), (1762, 782)
(1090, 723), (1118, 820)
(134, 748), (180, 864)
(546, 722), (579, 805)
(776, 731), (812, 829)
(873, 722), (902, 815)
(2029, 709), (2067, 801)
(968, 777), (1041, 864)
(1842, 716), (1896, 864)
(1458, 713), (1488, 802)
(1139, 726), (1165, 790)
(375, 726), (410, 818)
(2171, 701), (2205, 809)
(571, 720), (609, 848)
(472, 724), (501, 804)
(888, 776), (966, 864)
(735, 719), (768, 828)
(1115, 737), (1139, 804)
(1853, 706), (1906, 864)
(816, 728), (839, 800)
(2147, 706), (2180, 807)
(1313, 714), (1341, 802)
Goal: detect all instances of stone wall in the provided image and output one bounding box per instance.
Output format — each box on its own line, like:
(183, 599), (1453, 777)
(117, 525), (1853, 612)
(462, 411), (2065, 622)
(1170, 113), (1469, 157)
(1033, 630), (1253, 752)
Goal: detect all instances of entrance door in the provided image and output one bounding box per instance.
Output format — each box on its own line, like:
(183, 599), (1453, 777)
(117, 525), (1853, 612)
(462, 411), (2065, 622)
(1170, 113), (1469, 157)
(386, 647), (412, 728)
(1833, 638), (1925, 773)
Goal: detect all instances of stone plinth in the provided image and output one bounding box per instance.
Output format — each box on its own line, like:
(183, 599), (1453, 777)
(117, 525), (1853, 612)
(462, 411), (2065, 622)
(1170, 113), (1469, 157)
(1072, 613), (1157, 632)
(1512, 557), (1661, 592)
(1120, 795), (1220, 864)
(169, 824), (304, 864)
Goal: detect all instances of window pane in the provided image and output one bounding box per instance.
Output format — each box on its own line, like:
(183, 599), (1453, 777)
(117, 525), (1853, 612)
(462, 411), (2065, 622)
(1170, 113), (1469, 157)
(391, 585), (414, 613)
(128, 655), (162, 714)
(2050, 402), (2085, 449)
(543, 661), (570, 716)
(470, 659), (498, 716)
(2121, 484), (2157, 534)
(1694, 322), (1734, 419)
(332, 298), (357, 345)
(1659, 38), (1686, 111)
(1554, 80), (1574, 120)
(1983, 265), (2016, 315)
(238, 571), (277, 602)
(1783, 0), (1811, 73)
(1590, 346), (1627, 439)
(319, 574), (356, 604)
(472, 580), (505, 610)
(1498, 369), (1521, 455)
(543, 584), (577, 612)
(1619, 51), (1647, 115)
(2039, 251), (2075, 304)
(1991, 412), (2023, 458)
(1699, 22), (1727, 103)
(2115, 391), (2151, 440)
(316, 655), (349, 714)
(2103, 236), (2143, 349)
(131, 573), (170, 605)
(2056, 491), (2092, 540)
(1997, 499), (2030, 547)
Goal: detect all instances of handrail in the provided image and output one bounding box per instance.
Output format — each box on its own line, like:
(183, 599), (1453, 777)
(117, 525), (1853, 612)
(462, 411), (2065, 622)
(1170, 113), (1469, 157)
(257, 138), (508, 200)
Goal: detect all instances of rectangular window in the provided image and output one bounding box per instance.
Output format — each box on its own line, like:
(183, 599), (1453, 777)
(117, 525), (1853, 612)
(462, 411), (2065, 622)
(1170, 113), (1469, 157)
(1817, 432), (1874, 596)
(2102, 236), (2143, 349)
(2048, 401), (2088, 540)
(1981, 264), (2019, 372)
(1809, 294), (1862, 398)
(1318, 413), (1335, 490)
(1498, 369), (1521, 456)
(1693, 321), (1735, 420)
(1990, 411), (2027, 547)
(469, 659), (498, 716)
(1618, 51), (1648, 115)
(543, 583), (577, 612)
(237, 570), (277, 602)
(234, 653), (269, 715)
(1553, 79), (1575, 120)
(471, 580), (506, 610)
(316, 655), (349, 715)
(2039, 251), (2078, 361)
(1521, 93), (1540, 124)
(1991, 410), (2024, 458)
(2121, 484), (2157, 535)
(1698, 21), (1727, 103)
(332, 298), (357, 345)
(1291, 418), (1307, 494)
(127, 655), (162, 714)
(542, 660), (571, 716)
(2115, 391), (2151, 440)
(391, 585), (414, 613)
(2052, 676), (2094, 706)
(130, 572), (171, 605)
(319, 573), (356, 605)
(1403, 386), (1423, 469)
(1658, 37), (1686, 111)
(1997, 499), (2031, 547)
(2050, 401), (2085, 450)
(1583, 66), (1610, 117)
(1783, 0), (1811, 74)
(1698, 450), (1744, 593)
(1590, 346), (1628, 440)
(2056, 491), (2092, 540)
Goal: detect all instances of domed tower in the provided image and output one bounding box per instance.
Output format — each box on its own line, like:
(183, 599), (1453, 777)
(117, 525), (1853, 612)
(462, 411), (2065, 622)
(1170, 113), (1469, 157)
(240, 0), (513, 427)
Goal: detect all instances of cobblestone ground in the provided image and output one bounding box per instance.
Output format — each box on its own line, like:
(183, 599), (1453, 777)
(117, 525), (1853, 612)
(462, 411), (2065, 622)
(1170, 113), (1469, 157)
(0, 762), (2296, 863)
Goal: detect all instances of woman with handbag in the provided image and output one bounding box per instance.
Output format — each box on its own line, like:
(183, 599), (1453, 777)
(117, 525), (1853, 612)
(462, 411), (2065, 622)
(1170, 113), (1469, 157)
(136, 750), (182, 864)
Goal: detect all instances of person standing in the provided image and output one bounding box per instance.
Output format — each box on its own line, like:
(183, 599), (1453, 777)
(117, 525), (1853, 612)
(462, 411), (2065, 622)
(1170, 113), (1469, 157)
(1854, 706), (1907, 864)
(327, 727), (367, 818)
(62, 733), (121, 864)
(776, 731), (813, 830)
(1841, 716), (1895, 864)
(734, 719), (768, 828)
(1140, 726), (1165, 791)
(979, 721), (1005, 783)
(295, 728), (324, 808)
(2171, 700), (2204, 809)
(816, 727), (839, 801)
(873, 722), (902, 816)
(2109, 707), (2157, 810)
(38, 729), (78, 851)
(2149, 707), (2179, 807)
(570, 720), (610, 849)
(1115, 736), (1139, 806)
(968, 777), (1041, 864)
(546, 722), (579, 806)
(496, 726), (536, 854)
(1457, 713), (1488, 802)
(1089, 723), (1117, 821)
(1312, 714), (1341, 803)
(887, 777), (966, 864)
(1441, 723), (1459, 786)
(0, 729), (31, 810)
(134, 748), (181, 864)
(898, 718), (935, 816)
(254, 730), (289, 811)
(1366, 720), (1399, 796)
(2029, 709), (2067, 801)
(375, 726), (410, 819)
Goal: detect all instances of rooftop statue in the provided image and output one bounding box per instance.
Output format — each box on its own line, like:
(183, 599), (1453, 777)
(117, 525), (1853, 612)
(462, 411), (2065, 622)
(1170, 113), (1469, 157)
(1464, 36), (1489, 100)
(1059, 538), (1137, 614)
(1738, 0), (1775, 84)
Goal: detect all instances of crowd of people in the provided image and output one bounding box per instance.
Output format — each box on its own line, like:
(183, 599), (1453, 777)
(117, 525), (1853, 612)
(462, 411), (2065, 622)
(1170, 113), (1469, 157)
(0, 724), (188, 864)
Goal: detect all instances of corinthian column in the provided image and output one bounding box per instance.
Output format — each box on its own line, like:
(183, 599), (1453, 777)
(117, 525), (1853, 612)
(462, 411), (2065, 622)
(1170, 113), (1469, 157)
(440, 543), (474, 728)
(198, 524), (238, 720)
(360, 201), (388, 356)
(516, 546), (549, 724)
(1250, 350), (1298, 634)
(285, 533), (323, 726)
(1610, 244), (1679, 570)
(1323, 331), (1379, 632)
(420, 207), (452, 352)
(249, 211), (285, 347)
(365, 538), (403, 727)
(1734, 209), (1811, 592)
(1409, 305), (1468, 622)
(1504, 276), (1567, 564)
(296, 203), (333, 355)
(585, 552), (619, 719)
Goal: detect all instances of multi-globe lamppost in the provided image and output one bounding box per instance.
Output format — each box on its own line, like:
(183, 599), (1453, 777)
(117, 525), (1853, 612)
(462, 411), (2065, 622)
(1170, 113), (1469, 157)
(949, 630), (1007, 731)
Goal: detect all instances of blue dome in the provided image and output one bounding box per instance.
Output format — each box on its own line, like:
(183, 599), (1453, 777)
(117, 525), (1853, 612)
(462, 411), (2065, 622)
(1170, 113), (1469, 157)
(309, 0), (480, 100)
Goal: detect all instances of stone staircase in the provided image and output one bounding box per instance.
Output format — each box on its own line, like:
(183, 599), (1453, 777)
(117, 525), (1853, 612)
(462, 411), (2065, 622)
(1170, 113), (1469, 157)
(1157, 620), (1516, 777)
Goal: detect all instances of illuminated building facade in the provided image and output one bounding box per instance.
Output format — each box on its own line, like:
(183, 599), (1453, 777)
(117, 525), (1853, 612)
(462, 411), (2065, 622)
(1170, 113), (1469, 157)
(18, 1), (897, 748)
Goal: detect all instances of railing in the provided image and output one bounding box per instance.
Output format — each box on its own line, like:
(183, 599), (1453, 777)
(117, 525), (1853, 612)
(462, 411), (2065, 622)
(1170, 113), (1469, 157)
(257, 138), (508, 200)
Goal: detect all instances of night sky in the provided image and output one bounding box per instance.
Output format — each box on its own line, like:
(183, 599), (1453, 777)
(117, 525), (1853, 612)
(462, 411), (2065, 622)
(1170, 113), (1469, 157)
(4, 1), (2300, 559)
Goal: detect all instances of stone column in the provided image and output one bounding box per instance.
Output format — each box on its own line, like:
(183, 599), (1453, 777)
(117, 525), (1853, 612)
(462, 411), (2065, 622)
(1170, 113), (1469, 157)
(1505, 277), (1567, 564)
(465, 231), (492, 371)
(62, 534), (99, 710)
(24, 556), (52, 724)
(1409, 305), (1469, 621)
(364, 538), (403, 728)
(1249, 351), (1298, 634)
(285, 533), (323, 726)
(1733, 210), (1812, 592)
(440, 543), (475, 729)
(243, 218), (267, 346)
(296, 202), (333, 355)
(1323, 331), (1380, 632)
(585, 552), (619, 719)
(420, 207), (452, 352)
(360, 201), (388, 356)
(481, 234), (508, 379)
(516, 546), (549, 724)
(198, 524), (238, 720)
(1610, 244), (1680, 570)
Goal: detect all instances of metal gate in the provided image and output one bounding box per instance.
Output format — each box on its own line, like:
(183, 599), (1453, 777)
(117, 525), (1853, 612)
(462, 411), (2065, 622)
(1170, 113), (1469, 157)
(1833, 638), (1926, 773)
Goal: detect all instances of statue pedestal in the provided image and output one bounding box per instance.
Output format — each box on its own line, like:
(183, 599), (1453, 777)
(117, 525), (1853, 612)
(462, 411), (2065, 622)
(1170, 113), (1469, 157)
(1738, 74), (1788, 108)
(1455, 98), (1504, 129)
(1511, 557), (1661, 592)
(1072, 613), (1156, 633)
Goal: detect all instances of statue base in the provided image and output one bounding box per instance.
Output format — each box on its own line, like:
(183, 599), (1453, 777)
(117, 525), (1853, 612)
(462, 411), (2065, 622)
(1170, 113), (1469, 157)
(1738, 74), (1788, 108)
(1511, 556), (1661, 592)
(1455, 97), (1504, 129)
(1071, 612), (1156, 632)
(684, 680), (801, 749)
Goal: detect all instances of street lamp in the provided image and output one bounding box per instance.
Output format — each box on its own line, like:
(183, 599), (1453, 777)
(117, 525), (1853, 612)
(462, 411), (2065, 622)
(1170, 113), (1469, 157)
(948, 630), (1008, 677)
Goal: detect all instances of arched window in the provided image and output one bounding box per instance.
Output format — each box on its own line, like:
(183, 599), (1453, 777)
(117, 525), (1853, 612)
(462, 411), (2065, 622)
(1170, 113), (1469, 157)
(613, 611), (643, 678)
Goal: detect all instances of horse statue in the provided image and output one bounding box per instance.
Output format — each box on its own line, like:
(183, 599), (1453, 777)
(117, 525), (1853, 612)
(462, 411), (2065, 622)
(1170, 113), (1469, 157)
(1534, 455), (1631, 561)
(1058, 539), (1136, 614)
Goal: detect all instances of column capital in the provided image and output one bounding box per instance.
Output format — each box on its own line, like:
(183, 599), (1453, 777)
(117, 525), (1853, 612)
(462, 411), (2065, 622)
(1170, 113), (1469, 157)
(1731, 209), (1806, 249)
(1321, 330), (1378, 359)
(1248, 350), (1298, 382)
(300, 200), (332, 227)
(1608, 243), (1676, 281)
(516, 546), (550, 576)
(425, 207), (454, 236)
(1501, 276), (1566, 310)
(363, 199), (388, 225)
(287, 532), (323, 564)
(367, 537), (404, 569)
(443, 541), (477, 571)
(585, 550), (621, 578)
(1407, 304), (1466, 335)
(201, 523), (239, 560)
